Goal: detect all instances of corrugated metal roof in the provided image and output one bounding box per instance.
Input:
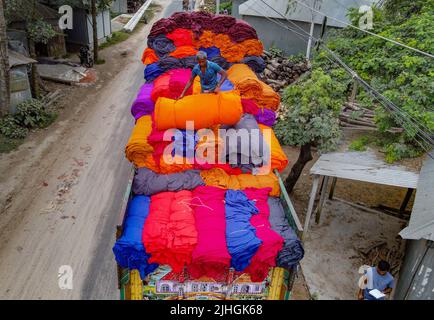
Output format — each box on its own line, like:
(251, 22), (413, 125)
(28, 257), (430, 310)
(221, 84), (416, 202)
(310, 151), (419, 188)
(400, 154), (434, 241)
(239, 0), (378, 27)
(8, 50), (37, 67)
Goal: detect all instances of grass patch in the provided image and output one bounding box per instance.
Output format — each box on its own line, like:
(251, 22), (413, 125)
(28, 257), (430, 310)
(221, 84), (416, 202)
(0, 136), (24, 153)
(96, 58), (106, 64)
(99, 31), (130, 50)
(349, 136), (370, 151)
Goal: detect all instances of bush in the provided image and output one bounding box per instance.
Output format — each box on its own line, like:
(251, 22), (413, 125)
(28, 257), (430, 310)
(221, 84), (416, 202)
(14, 99), (56, 129)
(0, 116), (28, 139)
(349, 136), (370, 151)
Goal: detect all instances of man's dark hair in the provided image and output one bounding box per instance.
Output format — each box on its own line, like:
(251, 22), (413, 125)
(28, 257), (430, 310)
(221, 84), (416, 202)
(378, 260), (390, 272)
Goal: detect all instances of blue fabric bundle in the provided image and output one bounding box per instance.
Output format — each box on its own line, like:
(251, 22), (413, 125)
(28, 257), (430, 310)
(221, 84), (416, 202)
(242, 56), (266, 73)
(216, 73), (234, 91)
(147, 34), (176, 57)
(112, 196), (159, 279)
(210, 55), (232, 70)
(158, 56), (184, 72)
(267, 197), (304, 268)
(225, 190), (262, 271)
(199, 46), (221, 59)
(180, 55), (197, 69)
(171, 129), (199, 158)
(144, 63), (163, 81)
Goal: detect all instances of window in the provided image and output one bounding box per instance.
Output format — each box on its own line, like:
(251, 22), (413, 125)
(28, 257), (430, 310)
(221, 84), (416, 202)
(200, 284), (207, 291)
(241, 285), (250, 293)
(160, 284), (170, 293)
(255, 285), (260, 292)
(192, 284), (199, 292)
(232, 285), (238, 293)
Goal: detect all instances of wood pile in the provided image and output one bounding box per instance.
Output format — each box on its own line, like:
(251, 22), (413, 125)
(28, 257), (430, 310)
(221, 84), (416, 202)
(340, 102), (403, 133)
(261, 51), (310, 92)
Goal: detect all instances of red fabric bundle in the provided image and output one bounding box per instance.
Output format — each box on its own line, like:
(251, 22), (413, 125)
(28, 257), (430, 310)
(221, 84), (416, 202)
(243, 188), (284, 281)
(168, 12), (193, 29)
(149, 18), (177, 37)
(166, 28), (194, 47)
(210, 14), (237, 34)
(143, 191), (198, 273)
(188, 186), (231, 279)
(141, 48), (159, 65)
(228, 20), (258, 43)
(151, 69), (192, 102)
(241, 98), (260, 115)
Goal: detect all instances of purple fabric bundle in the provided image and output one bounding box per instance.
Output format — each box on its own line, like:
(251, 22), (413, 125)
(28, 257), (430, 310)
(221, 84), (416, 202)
(191, 11), (214, 30)
(149, 18), (177, 37)
(210, 15), (236, 34)
(147, 35), (176, 58)
(168, 12), (192, 29)
(242, 56), (266, 73)
(256, 108), (277, 127)
(228, 20), (258, 43)
(157, 56), (184, 72)
(181, 55), (197, 69)
(131, 83), (155, 120)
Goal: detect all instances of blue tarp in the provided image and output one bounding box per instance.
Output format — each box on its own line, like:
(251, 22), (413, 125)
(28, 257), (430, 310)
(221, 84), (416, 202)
(225, 190), (262, 271)
(112, 196), (159, 279)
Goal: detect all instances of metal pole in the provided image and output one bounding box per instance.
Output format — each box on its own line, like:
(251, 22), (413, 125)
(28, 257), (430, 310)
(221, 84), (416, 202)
(216, 0), (220, 14)
(305, 0), (317, 60)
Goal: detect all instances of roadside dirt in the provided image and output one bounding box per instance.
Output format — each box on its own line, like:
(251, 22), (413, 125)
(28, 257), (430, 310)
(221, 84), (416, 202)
(0, 2), (168, 299)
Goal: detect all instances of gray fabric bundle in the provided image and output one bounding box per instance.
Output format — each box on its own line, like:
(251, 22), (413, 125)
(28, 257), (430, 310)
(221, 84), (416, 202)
(133, 168), (205, 196)
(267, 197), (304, 268)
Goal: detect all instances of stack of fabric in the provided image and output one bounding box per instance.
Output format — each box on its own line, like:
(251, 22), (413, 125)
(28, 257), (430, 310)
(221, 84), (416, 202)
(114, 12), (303, 284)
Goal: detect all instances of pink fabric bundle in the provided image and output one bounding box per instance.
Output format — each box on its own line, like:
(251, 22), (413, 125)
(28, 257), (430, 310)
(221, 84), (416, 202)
(188, 186), (231, 279)
(151, 69), (192, 102)
(241, 98), (260, 115)
(166, 28), (194, 47)
(243, 188), (284, 281)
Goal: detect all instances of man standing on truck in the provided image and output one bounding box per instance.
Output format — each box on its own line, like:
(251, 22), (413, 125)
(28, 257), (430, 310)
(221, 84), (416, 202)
(178, 51), (228, 99)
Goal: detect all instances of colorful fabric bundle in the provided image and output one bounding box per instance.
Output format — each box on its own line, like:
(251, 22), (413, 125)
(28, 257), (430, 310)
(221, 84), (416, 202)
(180, 55), (197, 69)
(190, 11), (214, 32)
(125, 115), (154, 167)
(141, 48), (159, 65)
(169, 45), (198, 59)
(214, 34), (232, 51)
(151, 69), (192, 102)
(149, 18), (176, 37)
(259, 123), (289, 172)
(199, 46), (220, 59)
(144, 63), (164, 81)
(143, 191), (198, 273)
(200, 168), (281, 197)
(268, 197), (304, 268)
(241, 98), (260, 115)
(227, 64), (280, 110)
(113, 196), (159, 279)
(147, 34), (176, 58)
(131, 83), (155, 120)
(242, 56), (266, 73)
(210, 14), (237, 34)
(194, 30), (216, 48)
(228, 20), (258, 43)
(256, 108), (277, 127)
(192, 74), (234, 94)
(210, 56), (232, 70)
(240, 39), (264, 56)
(244, 188), (284, 281)
(188, 186), (231, 279)
(225, 190), (262, 271)
(154, 91), (243, 130)
(220, 43), (246, 63)
(157, 56), (184, 72)
(133, 168), (204, 196)
(169, 12), (192, 29)
(166, 28), (194, 47)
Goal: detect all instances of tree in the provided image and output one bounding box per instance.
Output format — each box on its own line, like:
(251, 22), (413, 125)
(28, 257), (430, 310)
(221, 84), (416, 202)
(0, 0), (9, 116)
(274, 69), (348, 192)
(91, 0), (98, 62)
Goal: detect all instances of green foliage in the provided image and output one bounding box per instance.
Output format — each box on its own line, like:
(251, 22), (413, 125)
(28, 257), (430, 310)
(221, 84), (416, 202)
(100, 31), (130, 49)
(28, 19), (57, 44)
(0, 116), (28, 139)
(269, 46), (284, 58)
(384, 142), (422, 163)
(311, 1), (434, 161)
(219, 1), (232, 14)
(349, 136), (370, 151)
(14, 99), (56, 129)
(275, 69), (347, 152)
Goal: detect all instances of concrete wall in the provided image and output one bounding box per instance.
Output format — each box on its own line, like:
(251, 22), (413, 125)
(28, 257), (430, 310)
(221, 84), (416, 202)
(394, 239), (434, 300)
(111, 0), (129, 13)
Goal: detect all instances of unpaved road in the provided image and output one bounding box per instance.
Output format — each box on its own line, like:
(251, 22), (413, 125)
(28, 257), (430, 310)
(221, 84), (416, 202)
(0, 0), (180, 300)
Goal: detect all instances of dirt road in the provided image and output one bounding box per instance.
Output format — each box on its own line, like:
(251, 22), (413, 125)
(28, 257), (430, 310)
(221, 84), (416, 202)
(0, 0), (180, 299)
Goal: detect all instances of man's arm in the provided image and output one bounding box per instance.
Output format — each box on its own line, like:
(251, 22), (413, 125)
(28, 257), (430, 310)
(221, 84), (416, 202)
(214, 69), (228, 92)
(179, 75), (195, 99)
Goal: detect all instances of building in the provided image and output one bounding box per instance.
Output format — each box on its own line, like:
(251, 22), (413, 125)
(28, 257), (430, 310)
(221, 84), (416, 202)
(232, 0), (378, 55)
(395, 154), (434, 300)
(111, 0), (129, 13)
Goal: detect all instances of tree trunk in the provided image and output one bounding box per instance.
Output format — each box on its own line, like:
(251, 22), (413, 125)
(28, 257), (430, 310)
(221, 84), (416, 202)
(284, 143), (313, 193)
(91, 0), (98, 62)
(29, 0), (40, 98)
(0, 0), (10, 115)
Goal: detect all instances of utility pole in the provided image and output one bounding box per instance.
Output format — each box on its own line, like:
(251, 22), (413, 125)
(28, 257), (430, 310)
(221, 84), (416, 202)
(216, 0), (220, 14)
(0, 0), (9, 115)
(91, 0), (98, 62)
(306, 0), (321, 60)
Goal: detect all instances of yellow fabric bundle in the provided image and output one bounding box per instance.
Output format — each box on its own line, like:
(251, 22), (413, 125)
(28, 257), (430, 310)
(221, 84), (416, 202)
(259, 124), (288, 172)
(125, 115), (154, 167)
(200, 168), (281, 197)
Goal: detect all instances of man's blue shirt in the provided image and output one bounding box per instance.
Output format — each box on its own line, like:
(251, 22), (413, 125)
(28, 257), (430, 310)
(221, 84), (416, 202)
(363, 267), (394, 300)
(192, 61), (222, 91)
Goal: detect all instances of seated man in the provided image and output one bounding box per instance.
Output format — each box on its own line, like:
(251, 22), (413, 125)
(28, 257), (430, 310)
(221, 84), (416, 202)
(179, 51), (228, 98)
(358, 260), (395, 300)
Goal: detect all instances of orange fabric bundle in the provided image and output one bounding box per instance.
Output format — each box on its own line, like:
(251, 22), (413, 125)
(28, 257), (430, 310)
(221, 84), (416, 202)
(259, 124), (288, 172)
(195, 125), (224, 164)
(194, 30), (216, 48)
(220, 43), (246, 63)
(154, 91), (243, 130)
(240, 39), (263, 56)
(141, 48), (159, 65)
(227, 64), (280, 111)
(169, 45), (198, 58)
(125, 115), (154, 167)
(214, 33), (233, 52)
(200, 168), (281, 196)
(143, 190), (197, 273)
(143, 154), (194, 174)
(166, 28), (194, 47)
